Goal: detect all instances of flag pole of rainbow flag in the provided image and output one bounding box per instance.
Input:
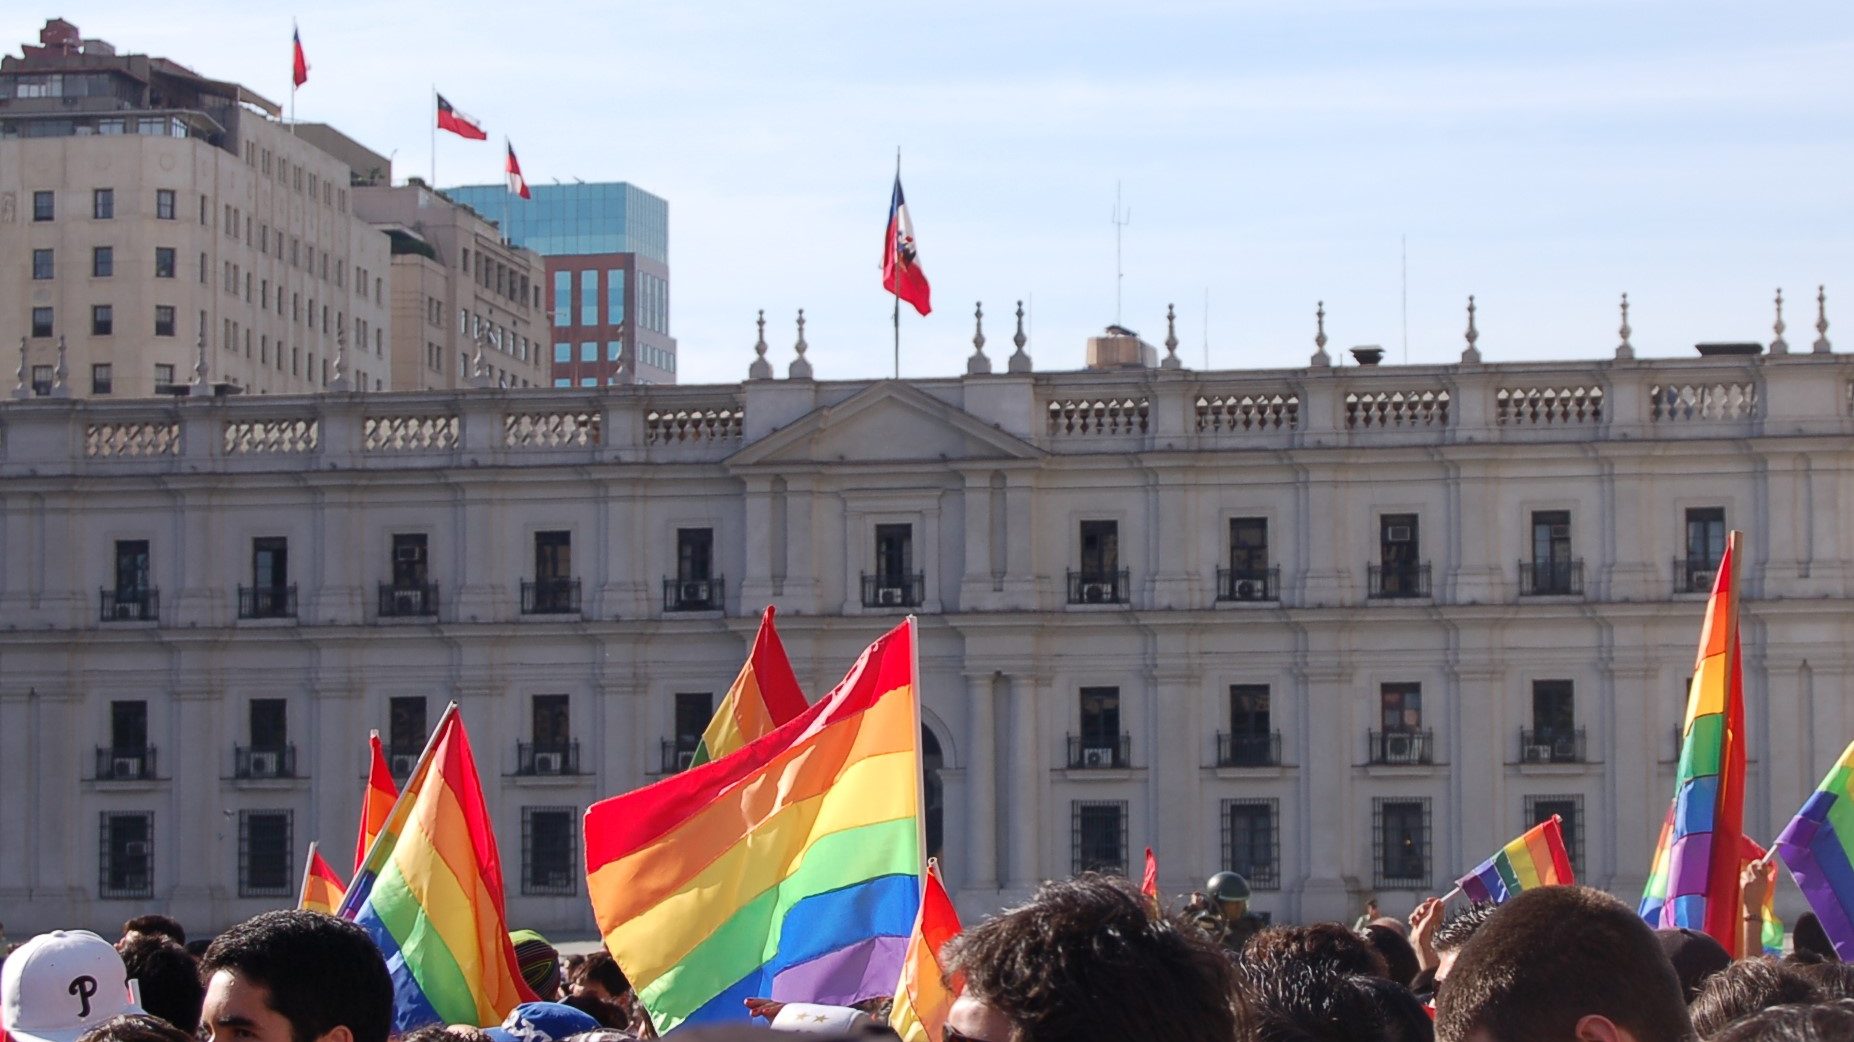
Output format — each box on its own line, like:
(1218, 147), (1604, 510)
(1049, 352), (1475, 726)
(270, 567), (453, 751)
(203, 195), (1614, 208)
(1455, 815), (1575, 904)
(585, 617), (924, 1035)
(1640, 530), (1748, 954)
(1774, 739), (1854, 959)
(691, 605), (808, 767)
(889, 859), (963, 1042)
(298, 841), (347, 915)
(338, 704), (535, 1031)
(356, 731), (398, 874)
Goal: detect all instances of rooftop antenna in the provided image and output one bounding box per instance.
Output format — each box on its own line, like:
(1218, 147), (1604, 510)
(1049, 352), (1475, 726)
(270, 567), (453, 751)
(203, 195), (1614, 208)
(1400, 234), (1409, 364)
(1202, 287), (1210, 370)
(1112, 182), (1131, 326)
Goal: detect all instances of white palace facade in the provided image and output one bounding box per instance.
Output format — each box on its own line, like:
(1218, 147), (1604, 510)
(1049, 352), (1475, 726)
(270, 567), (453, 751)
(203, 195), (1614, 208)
(3, 317), (1853, 936)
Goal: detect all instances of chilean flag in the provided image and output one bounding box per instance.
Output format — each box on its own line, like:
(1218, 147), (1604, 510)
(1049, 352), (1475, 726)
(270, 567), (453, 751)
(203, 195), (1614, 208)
(436, 93), (487, 140)
(882, 175), (931, 316)
(505, 141), (530, 199)
(291, 26), (308, 88)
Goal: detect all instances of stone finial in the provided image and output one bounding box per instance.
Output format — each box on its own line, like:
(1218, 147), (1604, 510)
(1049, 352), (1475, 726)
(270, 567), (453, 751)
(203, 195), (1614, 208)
(967, 301), (992, 375)
(468, 330), (493, 388)
(1814, 285), (1832, 354)
(788, 308), (813, 380)
(1771, 288), (1789, 354)
(1616, 292), (1634, 360)
(1310, 300), (1331, 367)
(328, 325), (352, 392)
(748, 309), (772, 380)
(1160, 303), (1182, 370)
(1008, 299), (1033, 373)
(1460, 295), (1481, 364)
(48, 335), (70, 398)
(12, 337), (28, 399)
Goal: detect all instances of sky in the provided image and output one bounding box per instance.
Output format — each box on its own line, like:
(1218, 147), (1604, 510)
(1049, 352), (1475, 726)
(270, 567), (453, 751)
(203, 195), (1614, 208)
(9, 1), (1851, 384)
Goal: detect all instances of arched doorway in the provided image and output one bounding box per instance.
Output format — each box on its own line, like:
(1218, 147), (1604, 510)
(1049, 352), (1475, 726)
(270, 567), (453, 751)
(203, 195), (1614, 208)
(922, 726), (944, 862)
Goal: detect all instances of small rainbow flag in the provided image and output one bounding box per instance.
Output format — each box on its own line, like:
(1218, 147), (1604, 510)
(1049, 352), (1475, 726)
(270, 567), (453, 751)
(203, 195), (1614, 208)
(691, 605), (808, 766)
(1640, 531), (1748, 953)
(1455, 815), (1575, 904)
(1774, 739), (1854, 960)
(339, 705), (535, 1030)
(1140, 847), (1160, 915)
(1743, 836), (1784, 957)
(298, 841), (347, 915)
(585, 618), (923, 1035)
(889, 859), (963, 1042)
(355, 731), (398, 874)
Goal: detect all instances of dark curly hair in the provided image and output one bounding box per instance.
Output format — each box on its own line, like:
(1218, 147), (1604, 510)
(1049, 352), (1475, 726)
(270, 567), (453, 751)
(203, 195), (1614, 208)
(1241, 923), (1388, 980)
(1239, 962), (1390, 1042)
(76, 1014), (195, 1042)
(941, 873), (1243, 1042)
(117, 935), (202, 1034)
(1689, 958), (1823, 1039)
(1432, 904), (1497, 954)
(200, 911), (394, 1042)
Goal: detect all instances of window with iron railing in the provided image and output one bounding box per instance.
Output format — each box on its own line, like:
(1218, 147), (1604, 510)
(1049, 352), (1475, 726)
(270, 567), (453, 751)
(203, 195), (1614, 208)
(99, 811), (153, 899)
(522, 806), (577, 895)
(1373, 798), (1430, 888)
(238, 810), (292, 897)
(1223, 799), (1280, 889)
(1072, 800), (1128, 877)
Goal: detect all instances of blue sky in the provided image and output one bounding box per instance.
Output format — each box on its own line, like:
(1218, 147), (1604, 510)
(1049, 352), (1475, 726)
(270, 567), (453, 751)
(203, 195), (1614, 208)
(10, 2), (1851, 383)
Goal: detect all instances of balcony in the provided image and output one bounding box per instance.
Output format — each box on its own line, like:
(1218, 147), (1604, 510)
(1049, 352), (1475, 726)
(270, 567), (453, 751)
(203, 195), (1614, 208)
(378, 581), (439, 618)
(233, 744), (298, 779)
(1215, 730), (1283, 767)
(95, 746), (157, 781)
(1518, 559), (1583, 597)
(1066, 733), (1132, 770)
(515, 741), (581, 776)
(521, 577), (581, 615)
(1216, 567), (1279, 603)
(1518, 728), (1586, 765)
(237, 584), (297, 619)
(1367, 729), (1434, 765)
(1066, 569), (1130, 605)
(1367, 562), (1431, 599)
(660, 739), (699, 774)
(861, 572), (924, 609)
(99, 587), (159, 622)
(663, 576), (725, 612)
(1675, 557), (1718, 595)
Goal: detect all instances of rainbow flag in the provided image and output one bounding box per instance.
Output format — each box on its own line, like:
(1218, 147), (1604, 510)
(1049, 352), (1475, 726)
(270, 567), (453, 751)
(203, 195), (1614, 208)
(1640, 530), (1748, 954)
(1743, 836), (1784, 957)
(356, 731), (399, 874)
(889, 859), (963, 1042)
(1455, 815), (1575, 904)
(584, 618), (923, 1035)
(691, 606), (808, 766)
(338, 705), (535, 1030)
(1140, 847), (1160, 915)
(298, 841), (347, 915)
(1774, 739), (1854, 960)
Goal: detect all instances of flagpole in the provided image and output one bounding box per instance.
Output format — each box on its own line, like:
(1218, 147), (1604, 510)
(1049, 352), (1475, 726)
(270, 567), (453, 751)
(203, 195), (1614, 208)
(297, 840), (319, 908)
(336, 701), (459, 918)
(429, 85), (436, 188)
(892, 147), (901, 381)
(288, 20), (296, 136)
(501, 138), (511, 244)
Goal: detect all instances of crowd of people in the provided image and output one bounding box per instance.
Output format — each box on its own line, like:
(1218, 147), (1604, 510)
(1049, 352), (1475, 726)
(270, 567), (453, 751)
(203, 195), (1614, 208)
(2, 878), (1852, 1042)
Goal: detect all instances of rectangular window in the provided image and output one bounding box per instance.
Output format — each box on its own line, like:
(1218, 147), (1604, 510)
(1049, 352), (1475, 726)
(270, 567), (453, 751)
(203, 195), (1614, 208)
(238, 810), (292, 897)
(99, 812), (153, 899)
(1071, 800), (1128, 876)
(1531, 680), (1574, 738)
(155, 189), (176, 220)
(673, 692), (713, 765)
(388, 697), (427, 758)
(1381, 682), (1422, 732)
(154, 247), (175, 279)
(153, 363), (175, 386)
(607, 269), (626, 325)
(154, 306), (175, 337)
(1377, 513), (1422, 595)
(581, 341), (598, 363)
(1077, 686), (1122, 767)
(521, 807), (578, 896)
(31, 248), (53, 279)
(93, 246), (113, 277)
(1685, 507), (1726, 591)
(91, 305), (112, 336)
(253, 536), (289, 590)
(1374, 797), (1431, 888)
(91, 188), (111, 219)
(391, 533), (428, 588)
(1525, 795), (1584, 879)
(30, 365), (52, 395)
(532, 694), (570, 746)
(250, 699), (288, 750)
(874, 523), (913, 583)
(535, 530), (571, 581)
(579, 377), (597, 387)
(1079, 520), (1119, 575)
(554, 271), (571, 327)
(91, 363), (113, 394)
(580, 269), (598, 325)
(1222, 798), (1280, 889)
(1231, 517), (1268, 576)
(33, 190), (54, 221)
(31, 307), (53, 338)
(111, 699), (149, 753)
(608, 340), (623, 362)
(114, 540), (149, 596)
(1526, 510), (1577, 594)
(677, 528), (715, 582)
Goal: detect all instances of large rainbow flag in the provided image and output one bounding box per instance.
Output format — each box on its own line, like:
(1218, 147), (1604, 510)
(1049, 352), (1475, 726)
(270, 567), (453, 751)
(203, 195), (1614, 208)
(691, 605), (809, 766)
(338, 705), (534, 1031)
(585, 618), (923, 1035)
(356, 731), (399, 874)
(1640, 530), (1748, 953)
(889, 859), (963, 1042)
(1774, 739), (1854, 959)
(298, 842), (347, 915)
(1455, 815), (1575, 904)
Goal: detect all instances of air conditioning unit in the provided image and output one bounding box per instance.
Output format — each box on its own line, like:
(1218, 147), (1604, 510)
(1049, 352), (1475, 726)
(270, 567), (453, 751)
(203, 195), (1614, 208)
(1549, 523), (1570, 539)
(247, 751), (280, 776)
(1382, 733), (1416, 763)
(124, 841), (149, 858)
(674, 750), (696, 772)
(1234, 579), (1259, 600)
(1690, 569), (1716, 590)
(532, 751), (563, 774)
(877, 586), (905, 606)
(112, 757), (143, 779)
(395, 544), (423, 563)
(113, 600), (137, 620)
(1552, 737), (1579, 760)
(679, 581), (709, 604)
(391, 588), (424, 614)
(1387, 525), (1413, 543)
(1081, 747), (1115, 769)
(1523, 744), (1552, 764)
(1082, 582), (1109, 603)
(389, 753), (418, 776)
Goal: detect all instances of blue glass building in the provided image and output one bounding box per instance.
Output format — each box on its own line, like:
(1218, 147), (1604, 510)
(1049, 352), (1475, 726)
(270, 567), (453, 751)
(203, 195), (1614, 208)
(444, 182), (668, 263)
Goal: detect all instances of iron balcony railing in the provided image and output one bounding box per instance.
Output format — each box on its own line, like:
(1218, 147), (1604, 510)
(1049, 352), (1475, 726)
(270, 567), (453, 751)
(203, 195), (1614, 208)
(516, 741), (581, 776)
(1367, 563), (1431, 599)
(1066, 733), (1133, 769)
(1367, 729), (1435, 765)
(1675, 557), (1718, 595)
(1215, 730), (1283, 767)
(663, 576), (725, 612)
(521, 578), (581, 615)
(660, 739), (699, 774)
(861, 572), (924, 609)
(378, 581), (439, 618)
(1067, 568), (1130, 605)
(1518, 727), (1587, 764)
(100, 587), (159, 622)
(238, 584), (297, 619)
(1216, 567), (1279, 602)
(95, 746), (157, 781)
(233, 744), (298, 779)
(1518, 559), (1583, 596)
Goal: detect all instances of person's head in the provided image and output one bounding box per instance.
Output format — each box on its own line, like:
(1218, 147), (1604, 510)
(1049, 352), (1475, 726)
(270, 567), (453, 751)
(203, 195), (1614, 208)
(483, 1002), (598, 1042)
(1243, 923), (1389, 980)
(941, 874), (1243, 1042)
(1239, 962), (1391, 1042)
(1430, 904), (1498, 988)
(75, 1014), (194, 1042)
(1352, 975), (1437, 1042)
(1366, 899), (1381, 915)
(1689, 959), (1822, 1039)
(1655, 928), (1732, 1004)
(1793, 914), (1837, 964)
(118, 918), (185, 949)
(1, 930), (146, 1042)
(1791, 959), (1854, 1000)
(1434, 885), (1690, 1042)
(558, 994), (628, 1032)
(1205, 871), (1252, 920)
(115, 936), (201, 1033)
(1364, 923), (1421, 988)
(508, 932), (562, 1003)
(198, 911), (392, 1042)
(565, 951), (631, 1004)
(1708, 1000), (1854, 1042)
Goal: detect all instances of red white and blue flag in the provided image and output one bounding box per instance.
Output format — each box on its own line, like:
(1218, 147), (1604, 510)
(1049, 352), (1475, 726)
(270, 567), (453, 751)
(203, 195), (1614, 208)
(882, 175), (931, 316)
(505, 141), (530, 199)
(291, 26), (308, 88)
(436, 93), (487, 141)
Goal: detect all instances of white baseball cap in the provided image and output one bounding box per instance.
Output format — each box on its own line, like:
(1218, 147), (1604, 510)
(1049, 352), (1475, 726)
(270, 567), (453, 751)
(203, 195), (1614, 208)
(1, 930), (144, 1042)
(769, 1003), (873, 1034)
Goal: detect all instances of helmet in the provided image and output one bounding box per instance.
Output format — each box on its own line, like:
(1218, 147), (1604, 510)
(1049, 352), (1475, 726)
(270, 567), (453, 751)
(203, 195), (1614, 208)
(1206, 871), (1252, 904)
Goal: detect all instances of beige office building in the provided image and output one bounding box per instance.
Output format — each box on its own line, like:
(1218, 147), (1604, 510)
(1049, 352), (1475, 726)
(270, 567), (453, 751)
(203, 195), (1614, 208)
(0, 18), (391, 399)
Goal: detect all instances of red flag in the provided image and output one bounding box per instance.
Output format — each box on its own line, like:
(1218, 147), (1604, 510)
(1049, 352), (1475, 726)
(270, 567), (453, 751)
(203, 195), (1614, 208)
(505, 141), (531, 200)
(436, 94), (487, 141)
(298, 842), (346, 914)
(291, 27), (308, 89)
(355, 731), (398, 874)
(882, 175), (931, 316)
(1141, 847), (1160, 913)
(889, 859), (963, 1042)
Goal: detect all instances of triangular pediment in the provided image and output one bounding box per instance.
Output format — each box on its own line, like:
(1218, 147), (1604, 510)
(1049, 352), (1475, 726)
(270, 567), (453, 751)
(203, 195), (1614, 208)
(728, 381), (1045, 467)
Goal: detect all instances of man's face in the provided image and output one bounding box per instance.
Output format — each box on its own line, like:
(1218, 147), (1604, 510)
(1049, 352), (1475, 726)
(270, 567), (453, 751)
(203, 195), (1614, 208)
(202, 970), (296, 1042)
(1218, 898), (1247, 920)
(945, 994), (1016, 1042)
